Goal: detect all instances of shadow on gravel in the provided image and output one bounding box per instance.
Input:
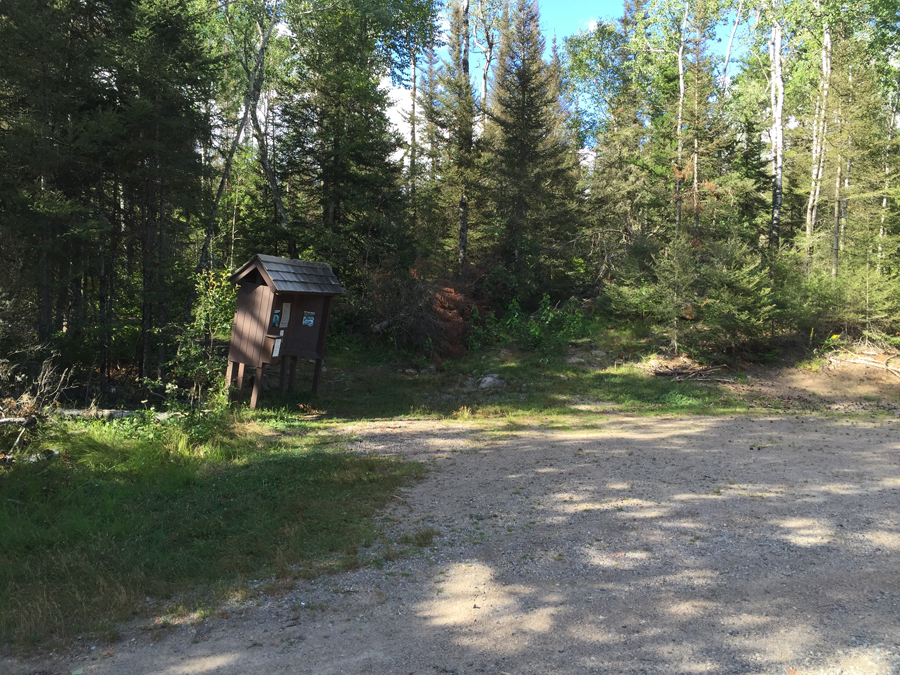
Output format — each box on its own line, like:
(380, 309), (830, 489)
(335, 415), (900, 674)
(6, 415), (900, 675)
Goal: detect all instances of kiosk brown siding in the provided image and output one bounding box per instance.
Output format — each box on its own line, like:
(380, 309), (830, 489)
(225, 255), (344, 407)
(228, 281), (275, 366)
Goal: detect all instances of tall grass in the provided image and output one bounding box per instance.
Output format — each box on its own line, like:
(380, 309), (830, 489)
(0, 413), (422, 644)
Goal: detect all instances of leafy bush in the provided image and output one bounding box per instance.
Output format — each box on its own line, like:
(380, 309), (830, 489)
(468, 295), (592, 353)
(166, 269), (236, 411)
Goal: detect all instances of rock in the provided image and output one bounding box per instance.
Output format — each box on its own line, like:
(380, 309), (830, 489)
(591, 350), (607, 357)
(463, 378), (477, 391)
(567, 356), (585, 365)
(478, 375), (506, 389)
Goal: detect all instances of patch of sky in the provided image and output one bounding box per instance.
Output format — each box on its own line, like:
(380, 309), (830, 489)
(387, 0), (750, 153)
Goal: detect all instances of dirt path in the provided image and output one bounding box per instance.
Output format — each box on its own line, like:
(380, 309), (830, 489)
(5, 414), (900, 675)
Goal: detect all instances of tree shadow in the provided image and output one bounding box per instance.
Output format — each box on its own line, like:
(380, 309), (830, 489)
(17, 414), (893, 674)
(260, 356), (748, 421)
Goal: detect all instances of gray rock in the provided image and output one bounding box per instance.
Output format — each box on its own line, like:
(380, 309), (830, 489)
(478, 375), (506, 389)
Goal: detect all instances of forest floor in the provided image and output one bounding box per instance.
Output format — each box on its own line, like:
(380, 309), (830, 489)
(3, 359), (900, 675)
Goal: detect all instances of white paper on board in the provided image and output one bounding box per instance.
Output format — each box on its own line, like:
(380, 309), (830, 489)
(281, 302), (291, 328)
(272, 338), (282, 358)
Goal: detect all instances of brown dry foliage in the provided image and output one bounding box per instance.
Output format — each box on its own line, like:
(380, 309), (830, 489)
(367, 272), (478, 359)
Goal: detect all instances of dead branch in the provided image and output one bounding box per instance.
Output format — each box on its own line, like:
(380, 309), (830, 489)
(372, 318), (395, 334)
(829, 355), (900, 380)
(0, 417), (36, 427)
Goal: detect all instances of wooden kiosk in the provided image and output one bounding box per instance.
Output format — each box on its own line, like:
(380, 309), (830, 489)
(224, 254), (345, 408)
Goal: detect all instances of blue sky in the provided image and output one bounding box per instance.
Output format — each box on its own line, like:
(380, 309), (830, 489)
(539, 1), (625, 41)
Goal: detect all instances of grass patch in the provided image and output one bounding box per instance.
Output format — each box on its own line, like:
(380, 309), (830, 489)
(281, 343), (750, 422)
(0, 414), (423, 645)
(399, 527), (440, 548)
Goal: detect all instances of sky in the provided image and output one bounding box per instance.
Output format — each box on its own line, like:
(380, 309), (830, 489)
(539, 1), (624, 41)
(387, 1), (629, 142)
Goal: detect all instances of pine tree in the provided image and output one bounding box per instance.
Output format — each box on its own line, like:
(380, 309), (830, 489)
(437, 0), (476, 273)
(482, 0), (580, 303)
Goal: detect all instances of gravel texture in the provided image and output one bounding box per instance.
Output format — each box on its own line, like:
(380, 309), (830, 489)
(4, 414), (900, 675)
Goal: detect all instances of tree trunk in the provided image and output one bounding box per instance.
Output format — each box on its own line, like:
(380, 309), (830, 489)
(458, 0), (471, 272)
(805, 10), (831, 266)
(251, 95), (289, 231)
(769, 11), (785, 269)
(461, 0), (470, 79)
(156, 189), (166, 380)
(691, 20), (701, 236)
(481, 40), (493, 119)
(832, 153), (842, 278)
(409, 49), (418, 209)
(879, 95), (896, 268)
(98, 177), (110, 392)
(721, 0), (743, 93)
(141, 193), (155, 380)
(674, 6), (688, 234)
(459, 194), (469, 269)
(841, 66), (852, 253)
(199, 13), (277, 270)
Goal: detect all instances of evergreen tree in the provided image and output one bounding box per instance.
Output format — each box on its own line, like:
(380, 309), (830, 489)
(278, 0), (408, 289)
(437, 0), (476, 273)
(482, 0), (580, 303)
(0, 0), (214, 378)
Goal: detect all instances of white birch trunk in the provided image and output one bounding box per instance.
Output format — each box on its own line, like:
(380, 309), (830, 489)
(768, 8), (784, 261)
(675, 5), (689, 234)
(805, 9), (832, 264)
(721, 0), (743, 94)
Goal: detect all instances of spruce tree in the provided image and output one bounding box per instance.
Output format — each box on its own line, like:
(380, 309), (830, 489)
(482, 0), (580, 303)
(278, 2), (406, 286)
(437, 0), (476, 273)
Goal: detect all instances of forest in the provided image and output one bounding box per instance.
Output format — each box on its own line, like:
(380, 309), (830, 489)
(4, 0), (900, 650)
(1, 0), (899, 403)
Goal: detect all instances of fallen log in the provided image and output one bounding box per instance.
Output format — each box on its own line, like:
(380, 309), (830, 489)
(57, 409), (180, 421)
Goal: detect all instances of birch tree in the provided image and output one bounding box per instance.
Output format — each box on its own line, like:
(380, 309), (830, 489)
(766, 0), (785, 266)
(804, 0), (832, 263)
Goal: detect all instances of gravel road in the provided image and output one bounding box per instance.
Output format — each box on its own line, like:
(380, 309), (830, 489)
(5, 414), (900, 675)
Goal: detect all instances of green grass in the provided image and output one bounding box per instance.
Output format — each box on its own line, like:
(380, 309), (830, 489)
(0, 414), (423, 645)
(279, 339), (750, 421)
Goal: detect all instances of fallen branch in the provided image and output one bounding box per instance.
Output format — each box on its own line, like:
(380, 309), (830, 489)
(372, 318), (395, 334)
(652, 365), (725, 379)
(829, 356), (900, 380)
(0, 416), (36, 427)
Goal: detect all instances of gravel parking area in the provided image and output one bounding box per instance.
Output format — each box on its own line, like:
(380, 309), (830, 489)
(5, 414), (899, 675)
